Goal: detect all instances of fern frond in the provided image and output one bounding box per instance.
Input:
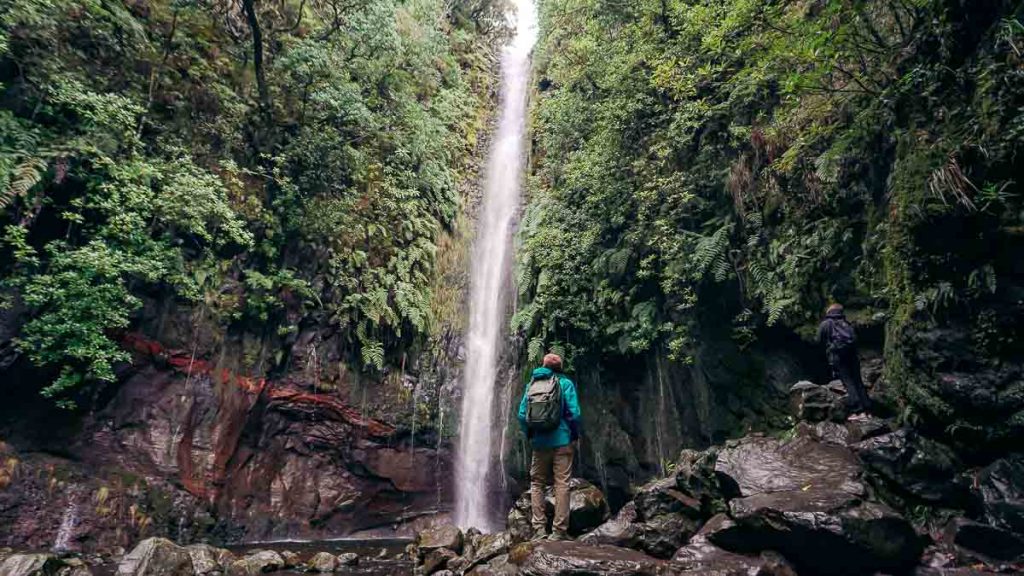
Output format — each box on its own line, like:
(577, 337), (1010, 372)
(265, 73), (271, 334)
(1, 157), (47, 210)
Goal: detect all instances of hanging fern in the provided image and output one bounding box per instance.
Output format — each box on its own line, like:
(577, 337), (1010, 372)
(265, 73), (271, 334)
(1, 157), (47, 210)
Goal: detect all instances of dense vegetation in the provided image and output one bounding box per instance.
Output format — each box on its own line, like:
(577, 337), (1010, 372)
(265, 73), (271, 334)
(0, 0), (506, 408)
(516, 0), (1024, 429)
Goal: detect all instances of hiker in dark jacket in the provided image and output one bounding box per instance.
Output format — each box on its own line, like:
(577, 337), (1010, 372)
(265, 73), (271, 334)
(818, 303), (871, 418)
(516, 353), (581, 542)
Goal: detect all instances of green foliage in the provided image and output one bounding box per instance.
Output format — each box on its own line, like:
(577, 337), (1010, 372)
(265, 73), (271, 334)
(517, 0), (1024, 374)
(0, 0), (505, 406)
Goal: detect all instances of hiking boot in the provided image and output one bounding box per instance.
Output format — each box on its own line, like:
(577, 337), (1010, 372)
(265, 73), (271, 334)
(530, 528), (548, 541)
(547, 530), (572, 542)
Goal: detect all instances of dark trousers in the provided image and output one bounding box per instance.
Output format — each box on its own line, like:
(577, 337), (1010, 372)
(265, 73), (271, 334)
(832, 349), (871, 413)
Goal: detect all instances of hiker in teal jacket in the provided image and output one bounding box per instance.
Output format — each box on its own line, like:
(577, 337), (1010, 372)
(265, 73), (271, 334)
(516, 354), (581, 541)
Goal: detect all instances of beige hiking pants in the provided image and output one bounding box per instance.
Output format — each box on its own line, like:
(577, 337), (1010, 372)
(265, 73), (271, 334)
(530, 444), (573, 533)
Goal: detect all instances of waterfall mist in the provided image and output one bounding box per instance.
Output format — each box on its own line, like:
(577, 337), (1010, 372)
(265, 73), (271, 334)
(453, 0), (537, 532)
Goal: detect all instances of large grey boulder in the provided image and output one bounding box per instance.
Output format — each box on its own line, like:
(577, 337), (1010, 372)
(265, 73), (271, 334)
(227, 551), (284, 576)
(0, 554), (66, 576)
(185, 545), (234, 576)
(117, 539), (194, 576)
(306, 553), (337, 573)
(416, 525), (464, 557)
(712, 430), (924, 575)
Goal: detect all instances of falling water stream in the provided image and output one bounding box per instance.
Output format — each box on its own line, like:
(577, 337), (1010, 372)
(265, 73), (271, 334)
(454, 0), (537, 532)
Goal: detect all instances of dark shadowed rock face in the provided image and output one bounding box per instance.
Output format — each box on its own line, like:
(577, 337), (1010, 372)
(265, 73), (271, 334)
(944, 517), (1024, 563)
(976, 454), (1024, 535)
(853, 429), (970, 507)
(509, 541), (663, 576)
(713, 431), (923, 575)
(899, 326), (1024, 452)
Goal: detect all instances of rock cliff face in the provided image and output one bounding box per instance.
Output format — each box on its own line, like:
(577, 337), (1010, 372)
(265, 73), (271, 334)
(0, 330), (455, 551)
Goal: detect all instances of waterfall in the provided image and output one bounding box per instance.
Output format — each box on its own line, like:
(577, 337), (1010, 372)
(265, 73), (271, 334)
(53, 498), (79, 552)
(454, 0), (537, 532)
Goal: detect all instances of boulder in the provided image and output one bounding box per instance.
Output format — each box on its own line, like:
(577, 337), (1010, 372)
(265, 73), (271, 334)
(185, 545), (234, 576)
(509, 541), (662, 575)
(417, 525), (464, 557)
(117, 539), (194, 576)
(673, 448), (737, 512)
(714, 431), (924, 575)
(945, 517), (1024, 563)
(306, 552), (337, 573)
(633, 477), (702, 521)
(466, 554), (517, 576)
(445, 556), (469, 574)
(466, 531), (511, 570)
(506, 506), (533, 544)
(507, 478), (610, 538)
(578, 502), (646, 550)
(278, 552), (299, 569)
(808, 416), (891, 447)
(227, 551), (284, 576)
(422, 549), (456, 575)
(671, 536), (796, 576)
(976, 454), (1024, 535)
(853, 429), (970, 506)
(581, 474), (703, 560)
(336, 553), (358, 567)
(56, 558), (91, 576)
(0, 554), (66, 576)
(789, 380), (847, 423)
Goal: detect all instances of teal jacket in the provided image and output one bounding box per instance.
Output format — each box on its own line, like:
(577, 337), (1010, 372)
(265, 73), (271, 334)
(517, 367), (581, 448)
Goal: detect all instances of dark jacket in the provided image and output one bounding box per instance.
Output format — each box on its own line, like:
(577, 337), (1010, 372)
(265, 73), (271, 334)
(817, 309), (854, 364)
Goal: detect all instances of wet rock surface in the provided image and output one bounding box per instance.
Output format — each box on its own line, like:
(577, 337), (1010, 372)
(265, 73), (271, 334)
(670, 536), (796, 576)
(185, 545), (234, 576)
(0, 554), (71, 576)
(416, 525), (464, 557)
(975, 454), (1024, 535)
(717, 431), (923, 575)
(117, 538), (194, 576)
(305, 552), (337, 573)
(944, 517), (1024, 563)
(506, 479), (610, 540)
(789, 380), (848, 423)
(227, 551), (284, 576)
(510, 541), (662, 576)
(853, 429), (970, 506)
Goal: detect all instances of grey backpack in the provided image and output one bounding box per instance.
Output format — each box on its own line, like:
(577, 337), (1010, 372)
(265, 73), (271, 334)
(525, 374), (563, 433)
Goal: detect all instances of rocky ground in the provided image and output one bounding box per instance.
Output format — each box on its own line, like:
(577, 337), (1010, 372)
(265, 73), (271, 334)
(3, 378), (1021, 576)
(0, 537), (413, 576)
(407, 379), (1024, 575)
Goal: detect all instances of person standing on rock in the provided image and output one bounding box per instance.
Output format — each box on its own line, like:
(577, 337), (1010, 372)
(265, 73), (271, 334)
(818, 303), (871, 419)
(517, 352), (581, 542)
